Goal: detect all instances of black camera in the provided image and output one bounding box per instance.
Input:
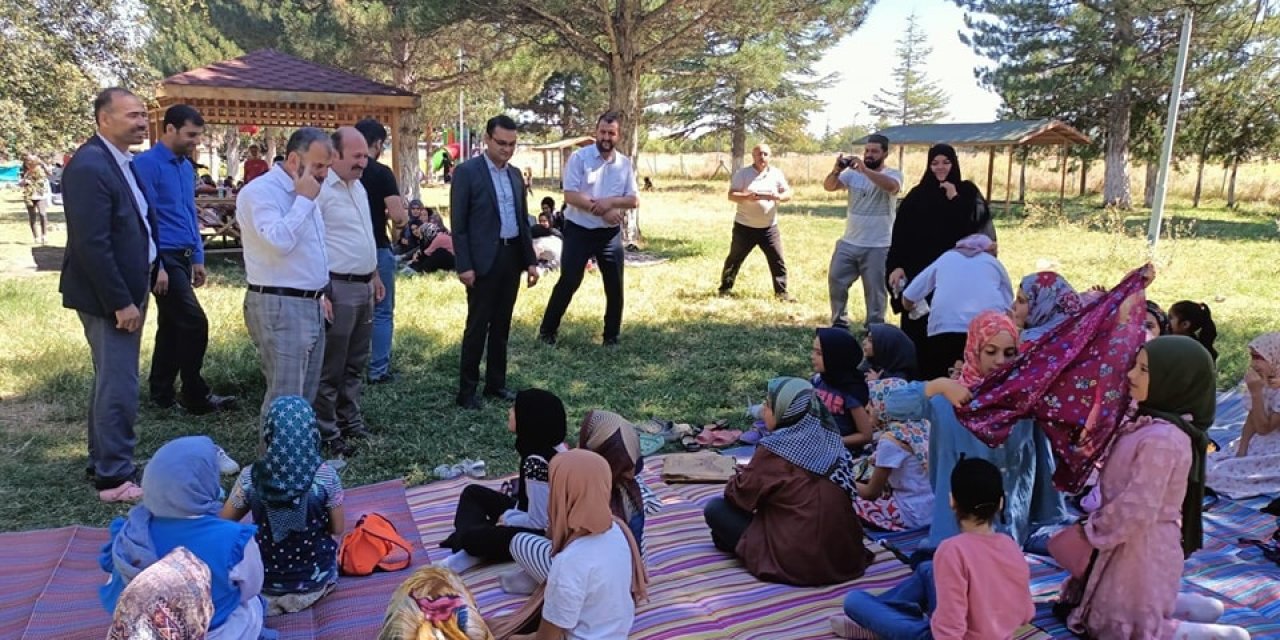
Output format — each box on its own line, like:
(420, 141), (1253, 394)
(837, 155), (856, 169)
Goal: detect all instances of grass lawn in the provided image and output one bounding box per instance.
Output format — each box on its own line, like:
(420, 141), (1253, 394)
(0, 179), (1275, 533)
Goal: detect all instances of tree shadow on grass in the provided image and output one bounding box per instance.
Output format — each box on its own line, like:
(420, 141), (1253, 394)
(1122, 216), (1277, 242)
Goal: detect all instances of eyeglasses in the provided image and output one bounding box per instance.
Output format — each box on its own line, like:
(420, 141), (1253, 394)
(490, 139), (517, 148)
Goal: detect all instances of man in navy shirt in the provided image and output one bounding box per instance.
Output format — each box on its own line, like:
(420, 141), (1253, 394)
(133, 105), (235, 414)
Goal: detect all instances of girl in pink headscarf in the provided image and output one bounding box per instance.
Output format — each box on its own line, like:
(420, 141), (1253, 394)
(1207, 332), (1280, 498)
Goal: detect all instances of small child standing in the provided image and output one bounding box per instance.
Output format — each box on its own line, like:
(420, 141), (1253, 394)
(1168, 300), (1219, 360)
(902, 234), (1013, 379)
(222, 396), (344, 616)
(834, 457), (1033, 639)
(812, 327), (876, 450)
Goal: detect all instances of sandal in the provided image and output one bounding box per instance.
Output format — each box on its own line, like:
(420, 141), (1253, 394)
(669, 422), (696, 442)
(99, 481), (144, 503)
(680, 435), (702, 452)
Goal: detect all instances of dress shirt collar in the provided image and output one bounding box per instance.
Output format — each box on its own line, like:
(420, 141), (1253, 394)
(483, 152), (508, 174)
(266, 163), (297, 194)
(97, 133), (133, 167)
(150, 141), (184, 165)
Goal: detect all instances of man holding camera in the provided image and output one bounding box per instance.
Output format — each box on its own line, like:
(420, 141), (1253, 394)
(822, 134), (901, 329)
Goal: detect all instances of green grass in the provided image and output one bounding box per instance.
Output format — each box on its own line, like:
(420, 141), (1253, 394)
(0, 180), (1276, 532)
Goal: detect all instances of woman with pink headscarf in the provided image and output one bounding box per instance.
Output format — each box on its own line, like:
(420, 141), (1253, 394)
(1207, 332), (1280, 498)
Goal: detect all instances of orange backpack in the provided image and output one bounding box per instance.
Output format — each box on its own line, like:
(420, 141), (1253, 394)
(338, 512), (414, 576)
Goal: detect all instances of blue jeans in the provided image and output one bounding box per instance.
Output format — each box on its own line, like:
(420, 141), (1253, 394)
(842, 562), (936, 640)
(368, 247), (395, 378)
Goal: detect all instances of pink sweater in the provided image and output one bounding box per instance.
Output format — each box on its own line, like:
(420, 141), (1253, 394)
(931, 531), (1034, 640)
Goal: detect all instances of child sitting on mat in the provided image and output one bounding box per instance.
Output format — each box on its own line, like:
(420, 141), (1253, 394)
(438, 389), (567, 574)
(834, 457), (1032, 639)
(851, 378), (933, 532)
(1168, 300), (1219, 360)
(221, 396), (344, 616)
(1208, 332), (1280, 499)
(812, 327), (876, 451)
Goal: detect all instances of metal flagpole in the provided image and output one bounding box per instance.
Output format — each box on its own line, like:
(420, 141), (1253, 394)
(1148, 9), (1195, 251)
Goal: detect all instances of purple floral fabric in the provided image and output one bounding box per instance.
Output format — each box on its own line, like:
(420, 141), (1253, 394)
(958, 268), (1148, 493)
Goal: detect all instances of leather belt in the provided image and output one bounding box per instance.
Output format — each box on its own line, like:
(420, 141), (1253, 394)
(329, 271), (375, 283)
(247, 285), (324, 299)
(499, 236), (520, 246)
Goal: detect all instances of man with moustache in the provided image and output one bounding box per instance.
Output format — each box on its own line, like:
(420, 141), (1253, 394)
(237, 127), (335, 423)
(719, 142), (793, 301)
(537, 112), (639, 347)
(132, 104), (236, 417)
(822, 134), (902, 330)
(451, 115), (538, 410)
(312, 128), (383, 456)
(60, 87), (158, 502)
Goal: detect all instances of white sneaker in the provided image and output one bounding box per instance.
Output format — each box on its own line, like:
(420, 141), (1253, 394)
(215, 447), (241, 475)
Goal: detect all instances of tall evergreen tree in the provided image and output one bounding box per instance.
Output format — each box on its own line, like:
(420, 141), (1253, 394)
(864, 13), (948, 128)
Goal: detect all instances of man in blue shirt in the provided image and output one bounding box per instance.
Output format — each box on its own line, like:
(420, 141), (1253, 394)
(132, 105), (235, 415)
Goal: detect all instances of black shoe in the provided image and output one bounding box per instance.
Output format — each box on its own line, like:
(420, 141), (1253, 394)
(367, 372), (399, 385)
(325, 437), (356, 457)
(537, 332), (557, 346)
(775, 292), (797, 303)
(603, 336), (620, 347)
(152, 395), (176, 410)
(483, 387), (518, 402)
(184, 394), (237, 416)
(717, 288), (732, 297)
(344, 425), (373, 440)
(456, 394), (482, 410)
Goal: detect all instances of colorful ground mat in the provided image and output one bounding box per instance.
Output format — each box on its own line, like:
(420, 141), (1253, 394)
(0, 479), (424, 640)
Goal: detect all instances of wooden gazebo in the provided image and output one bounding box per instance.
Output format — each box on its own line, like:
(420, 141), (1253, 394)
(530, 136), (595, 178)
(860, 119), (1091, 213)
(150, 49), (421, 175)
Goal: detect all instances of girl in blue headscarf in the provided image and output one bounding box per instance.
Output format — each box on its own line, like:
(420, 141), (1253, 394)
(222, 396), (345, 616)
(99, 436), (267, 640)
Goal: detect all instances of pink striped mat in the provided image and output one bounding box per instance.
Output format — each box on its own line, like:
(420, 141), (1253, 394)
(406, 455), (1052, 639)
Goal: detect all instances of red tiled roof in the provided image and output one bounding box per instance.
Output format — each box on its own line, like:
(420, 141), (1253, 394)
(162, 49), (416, 97)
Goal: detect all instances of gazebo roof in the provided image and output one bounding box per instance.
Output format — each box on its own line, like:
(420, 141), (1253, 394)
(858, 119), (1090, 147)
(162, 49), (416, 99)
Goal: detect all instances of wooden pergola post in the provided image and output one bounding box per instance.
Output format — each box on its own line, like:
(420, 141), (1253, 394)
(1004, 144), (1014, 215)
(1059, 143), (1068, 211)
(986, 147), (996, 200)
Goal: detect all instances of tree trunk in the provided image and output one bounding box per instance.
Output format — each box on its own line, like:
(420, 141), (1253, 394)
(730, 112), (747, 172)
(607, 56), (643, 161)
(224, 128), (242, 181)
(1192, 152), (1206, 208)
(1079, 160), (1089, 197)
(1102, 93), (1132, 208)
(1226, 159), (1239, 209)
(396, 111), (421, 200)
(265, 127), (277, 161)
(1143, 162), (1157, 208)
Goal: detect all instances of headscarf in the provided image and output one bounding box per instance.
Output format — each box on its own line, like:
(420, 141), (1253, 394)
(110, 437), (224, 586)
(865, 323), (919, 381)
(1249, 332), (1280, 367)
(1146, 301), (1170, 337)
(953, 233), (995, 258)
(1139, 336), (1217, 556)
(815, 327), (869, 405)
(514, 389), (567, 461)
(957, 311), (1020, 388)
(377, 566), (492, 640)
(897, 144), (989, 230)
(959, 267), (1150, 492)
(757, 378), (865, 508)
(490, 450), (649, 639)
(252, 396), (324, 542)
(108, 547), (213, 640)
(1019, 272), (1081, 342)
(578, 410), (644, 523)
(866, 378), (930, 470)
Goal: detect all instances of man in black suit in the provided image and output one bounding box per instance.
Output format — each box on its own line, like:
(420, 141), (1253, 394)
(60, 87), (158, 503)
(451, 115), (538, 410)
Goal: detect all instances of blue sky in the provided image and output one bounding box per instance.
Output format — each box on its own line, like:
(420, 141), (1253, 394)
(808, 0), (1002, 135)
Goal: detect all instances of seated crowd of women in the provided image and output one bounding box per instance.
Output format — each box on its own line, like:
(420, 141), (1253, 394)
(97, 259), (1274, 640)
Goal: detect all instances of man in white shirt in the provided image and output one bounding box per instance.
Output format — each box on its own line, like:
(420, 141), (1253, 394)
(537, 112), (639, 347)
(236, 127), (334, 425)
(822, 134), (902, 329)
(312, 127), (384, 456)
(719, 143), (793, 301)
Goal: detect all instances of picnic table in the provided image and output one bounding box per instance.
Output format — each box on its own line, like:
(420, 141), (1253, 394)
(195, 195), (241, 253)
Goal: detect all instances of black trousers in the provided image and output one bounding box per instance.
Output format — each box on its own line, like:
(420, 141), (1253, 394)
(704, 496), (753, 554)
(459, 243), (522, 397)
(149, 252), (211, 405)
(539, 221), (625, 341)
(922, 331), (968, 380)
(719, 222), (787, 294)
(441, 484), (541, 561)
(899, 309), (930, 367)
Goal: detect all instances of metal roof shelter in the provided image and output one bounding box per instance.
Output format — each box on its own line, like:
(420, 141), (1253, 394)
(860, 119), (1091, 212)
(530, 136), (595, 178)
(150, 49), (421, 177)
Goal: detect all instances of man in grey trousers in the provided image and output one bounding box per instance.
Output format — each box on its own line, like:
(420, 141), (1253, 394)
(312, 127), (384, 457)
(236, 128), (335, 431)
(822, 134), (902, 329)
(60, 87), (157, 502)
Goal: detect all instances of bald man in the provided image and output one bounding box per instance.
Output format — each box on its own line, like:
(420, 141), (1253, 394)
(312, 127), (383, 456)
(719, 143), (793, 300)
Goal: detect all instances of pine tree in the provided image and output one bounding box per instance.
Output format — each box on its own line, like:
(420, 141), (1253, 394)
(864, 13), (949, 127)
